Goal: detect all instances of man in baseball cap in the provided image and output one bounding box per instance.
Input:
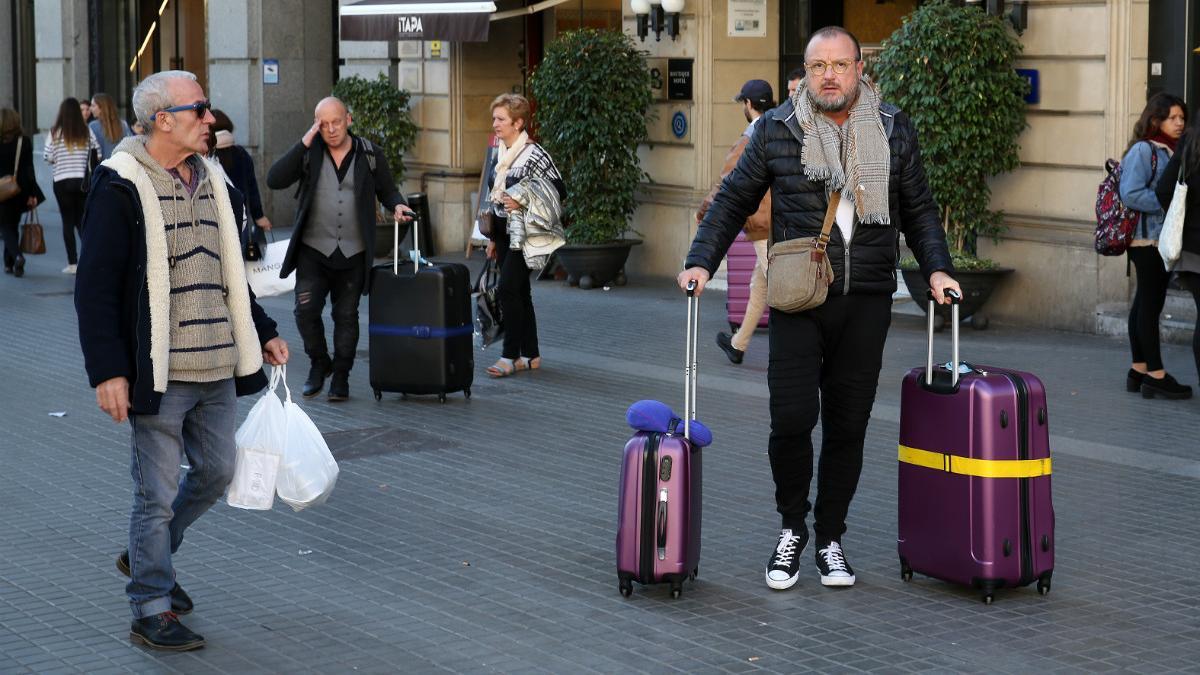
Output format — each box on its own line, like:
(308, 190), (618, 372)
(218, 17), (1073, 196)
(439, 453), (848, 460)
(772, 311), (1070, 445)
(698, 78), (776, 364)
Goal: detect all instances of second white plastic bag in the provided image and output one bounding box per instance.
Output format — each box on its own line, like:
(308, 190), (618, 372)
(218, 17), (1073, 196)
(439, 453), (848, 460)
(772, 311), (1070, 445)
(275, 370), (340, 511)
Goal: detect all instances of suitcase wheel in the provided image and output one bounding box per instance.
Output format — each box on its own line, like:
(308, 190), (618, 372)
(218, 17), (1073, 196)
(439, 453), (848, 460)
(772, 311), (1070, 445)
(982, 593), (994, 605)
(438, 394), (447, 404)
(730, 322), (738, 333)
(900, 558), (913, 582)
(689, 566), (698, 581)
(464, 387), (471, 400)
(1037, 571), (1052, 596)
(373, 389), (382, 402)
(980, 580), (999, 605)
(670, 581), (682, 599)
(618, 578), (633, 598)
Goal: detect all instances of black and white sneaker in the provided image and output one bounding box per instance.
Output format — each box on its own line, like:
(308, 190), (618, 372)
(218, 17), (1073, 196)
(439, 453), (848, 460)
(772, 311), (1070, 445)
(815, 540), (856, 587)
(764, 528), (808, 590)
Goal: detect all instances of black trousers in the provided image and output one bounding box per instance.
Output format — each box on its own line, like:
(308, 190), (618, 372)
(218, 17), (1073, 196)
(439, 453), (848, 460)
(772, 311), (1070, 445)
(0, 215), (19, 268)
(1128, 245), (1171, 371)
(1178, 271), (1200, 381)
(53, 179), (86, 264)
(767, 293), (892, 541)
(293, 245), (366, 374)
(495, 244), (539, 361)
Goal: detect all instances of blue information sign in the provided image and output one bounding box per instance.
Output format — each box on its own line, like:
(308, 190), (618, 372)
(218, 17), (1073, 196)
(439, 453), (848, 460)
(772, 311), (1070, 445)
(671, 111), (688, 139)
(1016, 68), (1039, 104)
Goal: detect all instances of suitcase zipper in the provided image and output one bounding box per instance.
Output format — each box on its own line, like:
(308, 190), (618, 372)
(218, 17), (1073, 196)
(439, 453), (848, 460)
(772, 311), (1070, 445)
(1001, 373), (1034, 585)
(639, 433), (660, 583)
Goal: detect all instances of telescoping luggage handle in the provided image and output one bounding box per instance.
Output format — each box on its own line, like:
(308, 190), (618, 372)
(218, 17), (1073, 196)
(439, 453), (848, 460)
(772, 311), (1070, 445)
(684, 281), (700, 438)
(393, 215), (430, 276)
(925, 288), (963, 387)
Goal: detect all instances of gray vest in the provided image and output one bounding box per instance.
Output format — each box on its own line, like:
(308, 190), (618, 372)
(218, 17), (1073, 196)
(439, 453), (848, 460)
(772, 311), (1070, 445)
(302, 152), (364, 258)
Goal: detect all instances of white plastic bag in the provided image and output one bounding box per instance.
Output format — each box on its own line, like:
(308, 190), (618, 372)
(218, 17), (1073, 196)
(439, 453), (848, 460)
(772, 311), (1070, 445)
(245, 238), (296, 298)
(275, 372), (340, 512)
(1160, 177), (1188, 270)
(227, 366), (286, 510)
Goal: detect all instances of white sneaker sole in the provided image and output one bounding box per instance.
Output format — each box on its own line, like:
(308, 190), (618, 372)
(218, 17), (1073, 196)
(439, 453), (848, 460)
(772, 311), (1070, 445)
(819, 573), (856, 587)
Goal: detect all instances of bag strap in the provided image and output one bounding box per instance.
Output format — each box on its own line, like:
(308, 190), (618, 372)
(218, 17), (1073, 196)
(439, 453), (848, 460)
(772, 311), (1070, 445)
(768, 190), (842, 258)
(12, 136), (21, 178)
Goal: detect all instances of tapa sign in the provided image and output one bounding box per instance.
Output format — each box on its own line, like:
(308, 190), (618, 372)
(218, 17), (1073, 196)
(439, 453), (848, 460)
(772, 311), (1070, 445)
(340, 0), (496, 42)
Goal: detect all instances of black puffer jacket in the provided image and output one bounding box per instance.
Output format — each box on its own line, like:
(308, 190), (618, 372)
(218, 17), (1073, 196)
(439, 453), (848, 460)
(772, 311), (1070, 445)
(686, 99), (953, 296)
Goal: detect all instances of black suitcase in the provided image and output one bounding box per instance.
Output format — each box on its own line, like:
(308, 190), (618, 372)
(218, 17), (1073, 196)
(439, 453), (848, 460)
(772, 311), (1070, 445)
(368, 217), (474, 402)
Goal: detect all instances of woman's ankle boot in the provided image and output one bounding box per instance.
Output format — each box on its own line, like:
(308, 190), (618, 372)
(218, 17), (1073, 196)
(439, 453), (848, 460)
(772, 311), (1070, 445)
(1141, 373), (1193, 400)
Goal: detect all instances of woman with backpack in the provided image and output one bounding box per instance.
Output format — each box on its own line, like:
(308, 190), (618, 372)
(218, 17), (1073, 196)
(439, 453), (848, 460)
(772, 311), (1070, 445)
(1155, 127), (1200, 395)
(1119, 93), (1190, 400)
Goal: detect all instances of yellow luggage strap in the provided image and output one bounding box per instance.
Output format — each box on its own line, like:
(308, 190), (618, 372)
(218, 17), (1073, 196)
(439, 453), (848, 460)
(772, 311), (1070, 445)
(898, 445), (1051, 478)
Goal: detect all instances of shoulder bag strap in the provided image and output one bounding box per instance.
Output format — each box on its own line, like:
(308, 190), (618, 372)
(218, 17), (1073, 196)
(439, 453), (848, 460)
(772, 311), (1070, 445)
(12, 137), (22, 178)
(769, 189), (842, 259)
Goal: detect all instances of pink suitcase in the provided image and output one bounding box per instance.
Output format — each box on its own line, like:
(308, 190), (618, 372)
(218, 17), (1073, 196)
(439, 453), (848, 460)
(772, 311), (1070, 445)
(898, 293), (1055, 604)
(616, 284), (703, 599)
(725, 232), (768, 331)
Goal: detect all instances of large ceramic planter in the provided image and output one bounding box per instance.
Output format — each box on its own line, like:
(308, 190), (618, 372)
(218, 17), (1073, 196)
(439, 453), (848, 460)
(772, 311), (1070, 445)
(901, 267), (1013, 330)
(555, 239), (642, 289)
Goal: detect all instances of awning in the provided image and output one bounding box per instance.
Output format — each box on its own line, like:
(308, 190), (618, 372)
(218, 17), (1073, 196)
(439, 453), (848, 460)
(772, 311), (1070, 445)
(340, 0), (497, 42)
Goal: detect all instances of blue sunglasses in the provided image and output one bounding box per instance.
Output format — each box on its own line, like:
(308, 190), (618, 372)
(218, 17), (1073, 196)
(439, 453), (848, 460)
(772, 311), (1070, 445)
(159, 100), (211, 117)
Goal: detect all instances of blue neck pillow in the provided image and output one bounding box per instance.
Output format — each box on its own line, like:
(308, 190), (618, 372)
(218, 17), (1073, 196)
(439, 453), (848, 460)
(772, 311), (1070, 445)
(626, 399), (713, 447)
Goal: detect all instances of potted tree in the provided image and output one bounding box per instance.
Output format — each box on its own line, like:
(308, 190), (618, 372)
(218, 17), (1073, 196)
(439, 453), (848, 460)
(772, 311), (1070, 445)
(870, 0), (1027, 329)
(529, 28), (654, 289)
(330, 74), (419, 256)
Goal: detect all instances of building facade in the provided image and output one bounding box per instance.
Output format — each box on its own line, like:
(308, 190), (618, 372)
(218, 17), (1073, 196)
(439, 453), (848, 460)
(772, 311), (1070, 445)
(0, 0), (1183, 332)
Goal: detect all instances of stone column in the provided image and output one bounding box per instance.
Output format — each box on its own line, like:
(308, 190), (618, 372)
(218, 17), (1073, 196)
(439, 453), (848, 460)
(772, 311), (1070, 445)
(33, 0), (90, 131)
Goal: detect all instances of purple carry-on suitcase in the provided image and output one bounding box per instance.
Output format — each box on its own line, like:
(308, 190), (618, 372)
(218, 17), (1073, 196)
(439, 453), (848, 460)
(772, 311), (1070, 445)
(726, 232), (768, 331)
(616, 283), (703, 599)
(898, 292), (1055, 604)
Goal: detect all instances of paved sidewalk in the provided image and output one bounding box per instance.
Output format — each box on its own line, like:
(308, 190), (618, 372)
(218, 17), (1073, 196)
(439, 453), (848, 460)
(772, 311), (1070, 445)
(1, 205), (1199, 673)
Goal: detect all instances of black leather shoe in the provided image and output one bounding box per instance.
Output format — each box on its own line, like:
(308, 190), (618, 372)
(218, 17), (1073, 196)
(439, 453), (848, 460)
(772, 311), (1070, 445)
(716, 332), (744, 365)
(327, 371), (350, 401)
(1141, 373), (1193, 400)
(13, 255), (24, 278)
(303, 361), (332, 398)
(130, 612), (205, 651)
(1126, 369), (1145, 393)
(117, 551), (194, 615)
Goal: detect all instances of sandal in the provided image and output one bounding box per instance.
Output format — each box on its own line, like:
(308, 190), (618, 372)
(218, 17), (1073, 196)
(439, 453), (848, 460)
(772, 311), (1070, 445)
(525, 357), (541, 371)
(487, 358), (517, 378)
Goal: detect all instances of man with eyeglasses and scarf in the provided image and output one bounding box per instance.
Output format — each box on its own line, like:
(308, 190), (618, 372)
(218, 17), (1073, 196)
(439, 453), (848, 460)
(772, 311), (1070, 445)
(679, 27), (960, 591)
(76, 70), (290, 650)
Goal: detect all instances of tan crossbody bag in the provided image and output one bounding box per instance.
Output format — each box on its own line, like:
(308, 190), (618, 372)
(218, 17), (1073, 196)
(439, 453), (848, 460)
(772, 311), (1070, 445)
(765, 191), (841, 313)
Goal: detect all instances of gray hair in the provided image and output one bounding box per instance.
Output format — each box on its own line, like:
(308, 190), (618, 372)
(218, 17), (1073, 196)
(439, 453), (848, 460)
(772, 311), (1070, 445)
(131, 70), (198, 131)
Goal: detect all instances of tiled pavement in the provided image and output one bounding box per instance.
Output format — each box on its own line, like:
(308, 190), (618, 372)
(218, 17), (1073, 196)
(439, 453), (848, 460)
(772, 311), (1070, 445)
(2, 205), (1200, 673)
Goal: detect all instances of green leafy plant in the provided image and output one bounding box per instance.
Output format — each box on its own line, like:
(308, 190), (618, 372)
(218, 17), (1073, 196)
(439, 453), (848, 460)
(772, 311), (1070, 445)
(899, 252), (998, 272)
(870, 0), (1027, 265)
(331, 74), (418, 184)
(530, 29), (654, 244)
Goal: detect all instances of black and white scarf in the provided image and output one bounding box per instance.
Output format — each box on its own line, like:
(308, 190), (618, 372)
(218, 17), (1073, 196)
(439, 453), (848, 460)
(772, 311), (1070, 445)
(792, 75), (891, 225)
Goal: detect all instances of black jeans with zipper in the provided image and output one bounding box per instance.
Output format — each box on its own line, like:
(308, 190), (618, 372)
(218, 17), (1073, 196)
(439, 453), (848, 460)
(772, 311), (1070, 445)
(767, 292), (893, 543)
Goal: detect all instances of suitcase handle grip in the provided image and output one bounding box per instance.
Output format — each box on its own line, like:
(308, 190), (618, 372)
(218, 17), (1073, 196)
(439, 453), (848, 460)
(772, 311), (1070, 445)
(683, 282), (699, 438)
(656, 489), (668, 560)
(925, 289), (962, 387)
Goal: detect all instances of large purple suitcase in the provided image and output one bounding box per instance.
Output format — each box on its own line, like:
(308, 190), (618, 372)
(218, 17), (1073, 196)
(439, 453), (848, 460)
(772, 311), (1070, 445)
(616, 284), (703, 599)
(725, 232), (768, 331)
(898, 294), (1055, 604)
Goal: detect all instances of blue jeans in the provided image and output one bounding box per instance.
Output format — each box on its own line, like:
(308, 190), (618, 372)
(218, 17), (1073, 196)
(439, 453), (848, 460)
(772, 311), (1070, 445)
(127, 379), (237, 619)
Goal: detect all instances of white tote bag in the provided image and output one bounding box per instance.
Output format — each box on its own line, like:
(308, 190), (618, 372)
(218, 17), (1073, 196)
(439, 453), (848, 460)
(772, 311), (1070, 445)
(246, 238), (296, 298)
(227, 366), (287, 510)
(1159, 162), (1188, 271)
(275, 376), (340, 511)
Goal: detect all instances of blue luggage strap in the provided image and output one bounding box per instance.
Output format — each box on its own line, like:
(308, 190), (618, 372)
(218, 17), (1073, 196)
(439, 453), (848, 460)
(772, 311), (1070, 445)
(369, 324), (473, 339)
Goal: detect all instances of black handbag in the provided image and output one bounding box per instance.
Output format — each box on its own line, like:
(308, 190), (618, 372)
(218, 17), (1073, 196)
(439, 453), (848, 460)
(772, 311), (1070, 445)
(242, 222), (269, 261)
(473, 258), (504, 348)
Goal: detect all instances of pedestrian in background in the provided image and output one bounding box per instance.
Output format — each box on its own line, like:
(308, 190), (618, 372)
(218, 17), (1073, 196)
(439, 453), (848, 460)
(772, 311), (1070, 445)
(482, 93), (565, 378)
(207, 109), (272, 234)
(267, 96), (411, 401)
(89, 92), (132, 160)
(79, 98), (93, 125)
(75, 70), (289, 651)
(1155, 127), (1200, 390)
(1119, 92), (1190, 399)
(701, 79), (775, 365)
(0, 108), (44, 277)
(679, 27), (958, 591)
(43, 97), (100, 274)
(786, 67), (804, 99)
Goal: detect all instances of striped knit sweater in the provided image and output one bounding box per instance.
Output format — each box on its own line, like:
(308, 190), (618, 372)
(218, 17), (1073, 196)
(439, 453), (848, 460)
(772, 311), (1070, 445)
(42, 130), (100, 181)
(123, 138), (238, 382)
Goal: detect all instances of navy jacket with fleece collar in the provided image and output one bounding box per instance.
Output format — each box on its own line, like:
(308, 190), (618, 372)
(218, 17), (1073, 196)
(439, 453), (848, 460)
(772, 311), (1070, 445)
(75, 156), (279, 415)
